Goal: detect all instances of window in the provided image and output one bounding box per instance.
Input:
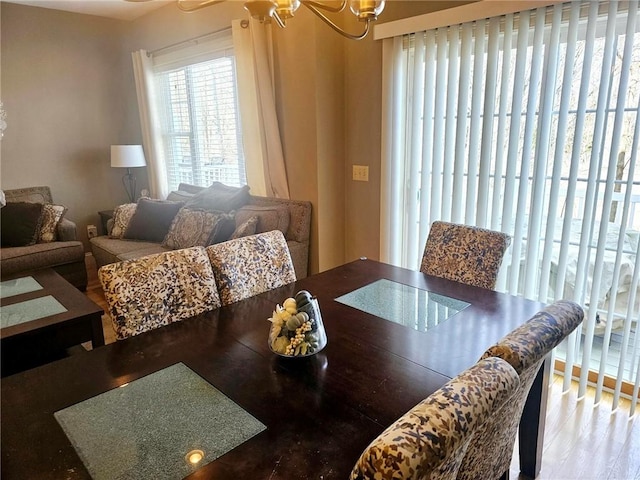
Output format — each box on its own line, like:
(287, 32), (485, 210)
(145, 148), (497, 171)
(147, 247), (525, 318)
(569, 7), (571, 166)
(382, 1), (640, 410)
(153, 31), (246, 192)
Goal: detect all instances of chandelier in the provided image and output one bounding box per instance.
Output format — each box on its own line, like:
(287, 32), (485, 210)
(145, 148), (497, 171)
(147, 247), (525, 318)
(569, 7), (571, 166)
(177, 0), (385, 40)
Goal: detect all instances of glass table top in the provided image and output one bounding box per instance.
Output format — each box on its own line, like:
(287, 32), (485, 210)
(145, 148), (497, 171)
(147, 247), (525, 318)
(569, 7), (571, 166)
(54, 362), (266, 480)
(0, 276), (43, 299)
(0, 295), (68, 328)
(335, 278), (470, 332)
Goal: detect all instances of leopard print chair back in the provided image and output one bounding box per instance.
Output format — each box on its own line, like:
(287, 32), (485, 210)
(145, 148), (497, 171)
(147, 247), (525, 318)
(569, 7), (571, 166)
(99, 246), (221, 339)
(350, 357), (520, 480)
(457, 300), (584, 480)
(206, 230), (296, 306)
(420, 221), (511, 290)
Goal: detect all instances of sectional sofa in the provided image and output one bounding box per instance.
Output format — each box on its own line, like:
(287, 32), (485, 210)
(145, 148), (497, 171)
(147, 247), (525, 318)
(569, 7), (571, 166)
(89, 183), (312, 279)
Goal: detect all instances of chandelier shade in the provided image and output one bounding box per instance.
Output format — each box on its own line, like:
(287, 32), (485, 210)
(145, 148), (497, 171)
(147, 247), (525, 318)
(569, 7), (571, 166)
(177, 0), (385, 40)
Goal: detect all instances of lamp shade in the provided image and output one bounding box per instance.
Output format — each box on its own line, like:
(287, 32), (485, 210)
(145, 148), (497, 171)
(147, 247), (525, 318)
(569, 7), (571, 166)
(111, 145), (146, 168)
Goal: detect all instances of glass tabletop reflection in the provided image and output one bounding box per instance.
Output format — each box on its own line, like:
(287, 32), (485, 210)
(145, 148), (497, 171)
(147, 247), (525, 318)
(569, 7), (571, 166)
(0, 276), (43, 299)
(335, 278), (470, 332)
(54, 363), (266, 480)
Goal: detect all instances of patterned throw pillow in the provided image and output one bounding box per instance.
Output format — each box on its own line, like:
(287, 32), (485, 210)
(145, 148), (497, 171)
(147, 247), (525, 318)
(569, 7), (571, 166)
(109, 203), (137, 238)
(38, 204), (68, 243)
(162, 208), (227, 250)
(230, 215), (259, 240)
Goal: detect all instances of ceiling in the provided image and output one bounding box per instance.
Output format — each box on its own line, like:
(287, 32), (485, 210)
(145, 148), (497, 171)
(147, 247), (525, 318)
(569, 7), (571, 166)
(3, 0), (174, 21)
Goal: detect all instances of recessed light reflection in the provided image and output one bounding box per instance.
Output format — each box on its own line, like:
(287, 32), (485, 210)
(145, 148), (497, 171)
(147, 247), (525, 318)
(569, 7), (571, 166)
(186, 449), (204, 465)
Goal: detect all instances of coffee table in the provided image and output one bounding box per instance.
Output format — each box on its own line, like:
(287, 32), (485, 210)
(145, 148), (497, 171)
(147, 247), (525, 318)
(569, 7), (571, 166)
(1, 268), (104, 377)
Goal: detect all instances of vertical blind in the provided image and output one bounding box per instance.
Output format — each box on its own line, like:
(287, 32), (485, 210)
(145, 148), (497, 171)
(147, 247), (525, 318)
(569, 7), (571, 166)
(381, 1), (640, 413)
(152, 30), (246, 191)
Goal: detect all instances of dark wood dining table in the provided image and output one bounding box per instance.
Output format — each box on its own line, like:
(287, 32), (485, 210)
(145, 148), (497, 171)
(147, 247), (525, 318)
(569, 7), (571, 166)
(1, 259), (547, 479)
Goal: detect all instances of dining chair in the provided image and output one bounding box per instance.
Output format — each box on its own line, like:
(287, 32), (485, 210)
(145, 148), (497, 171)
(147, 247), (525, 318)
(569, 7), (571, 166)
(420, 221), (511, 290)
(456, 300), (584, 480)
(205, 229), (296, 306)
(98, 246), (221, 340)
(350, 357), (520, 480)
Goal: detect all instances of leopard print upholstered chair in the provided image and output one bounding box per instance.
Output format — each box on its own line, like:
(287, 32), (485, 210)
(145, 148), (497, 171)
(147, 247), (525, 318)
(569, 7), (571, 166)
(420, 221), (511, 290)
(98, 246), (221, 340)
(205, 230), (296, 306)
(457, 300), (584, 480)
(350, 357), (520, 480)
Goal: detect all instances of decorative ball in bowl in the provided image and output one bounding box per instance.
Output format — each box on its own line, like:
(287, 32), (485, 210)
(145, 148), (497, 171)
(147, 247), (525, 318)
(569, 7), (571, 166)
(268, 290), (327, 357)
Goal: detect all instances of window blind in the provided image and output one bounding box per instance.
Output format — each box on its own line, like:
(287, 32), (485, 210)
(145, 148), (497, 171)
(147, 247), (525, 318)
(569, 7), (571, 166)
(381, 0), (640, 413)
(152, 30), (246, 191)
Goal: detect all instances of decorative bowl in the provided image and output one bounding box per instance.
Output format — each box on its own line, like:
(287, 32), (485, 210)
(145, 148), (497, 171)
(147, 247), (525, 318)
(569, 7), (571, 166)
(267, 290), (327, 358)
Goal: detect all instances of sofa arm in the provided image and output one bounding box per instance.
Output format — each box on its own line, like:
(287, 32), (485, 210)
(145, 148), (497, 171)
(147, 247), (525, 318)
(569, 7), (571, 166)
(57, 218), (78, 241)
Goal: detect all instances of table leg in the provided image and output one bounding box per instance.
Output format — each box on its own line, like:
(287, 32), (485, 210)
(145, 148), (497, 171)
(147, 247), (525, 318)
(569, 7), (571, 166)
(518, 355), (551, 478)
(91, 313), (106, 347)
(519, 355), (551, 478)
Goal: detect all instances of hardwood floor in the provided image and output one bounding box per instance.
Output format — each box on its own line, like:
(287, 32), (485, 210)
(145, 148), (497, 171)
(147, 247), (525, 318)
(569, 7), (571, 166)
(83, 254), (640, 480)
(509, 374), (639, 480)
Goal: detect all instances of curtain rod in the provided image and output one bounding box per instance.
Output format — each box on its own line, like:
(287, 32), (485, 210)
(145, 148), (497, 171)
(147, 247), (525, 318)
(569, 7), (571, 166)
(149, 21), (248, 56)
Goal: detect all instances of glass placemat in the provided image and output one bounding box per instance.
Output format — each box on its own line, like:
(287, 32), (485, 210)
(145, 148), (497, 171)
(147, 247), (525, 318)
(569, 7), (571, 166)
(0, 295), (67, 328)
(0, 276), (43, 299)
(55, 362), (266, 480)
(335, 278), (470, 332)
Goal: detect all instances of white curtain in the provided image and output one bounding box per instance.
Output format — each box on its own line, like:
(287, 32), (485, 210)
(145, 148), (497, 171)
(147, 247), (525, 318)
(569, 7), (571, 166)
(381, 1), (640, 413)
(131, 50), (169, 200)
(232, 19), (290, 199)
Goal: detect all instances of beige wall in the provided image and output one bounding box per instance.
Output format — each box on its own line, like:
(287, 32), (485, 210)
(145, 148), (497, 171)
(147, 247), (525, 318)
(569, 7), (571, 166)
(1, 0), (468, 271)
(273, 6), (346, 273)
(1, 2), (135, 248)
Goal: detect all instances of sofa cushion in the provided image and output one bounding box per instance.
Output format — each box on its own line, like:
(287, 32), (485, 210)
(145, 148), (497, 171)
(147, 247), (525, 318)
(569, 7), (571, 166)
(235, 204), (290, 236)
(109, 203), (137, 238)
(166, 190), (195, 203)
(39, 204), (67, 243)
(185, 182), (250, 212)
(90, 236), (168, 266)
(1, 202), (44, 247)
(124, 198), (183, 243)
(162, 208), (228, 249)
(0, 241), (85, 276)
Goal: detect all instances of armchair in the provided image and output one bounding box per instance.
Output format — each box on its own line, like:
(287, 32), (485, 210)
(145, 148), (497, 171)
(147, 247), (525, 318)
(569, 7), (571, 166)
(1, 186), (87, 290)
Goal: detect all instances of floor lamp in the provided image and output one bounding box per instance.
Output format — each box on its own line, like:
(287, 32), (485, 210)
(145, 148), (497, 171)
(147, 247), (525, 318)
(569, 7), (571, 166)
(111, 145), (147, 203)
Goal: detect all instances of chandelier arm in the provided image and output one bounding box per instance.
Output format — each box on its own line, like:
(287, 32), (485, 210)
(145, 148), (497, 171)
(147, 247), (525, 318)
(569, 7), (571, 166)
(302, 2), (370, 40)
(177, 0), (228, 13)
(272, 11), (286, 28)
(301, 0), (347, 14)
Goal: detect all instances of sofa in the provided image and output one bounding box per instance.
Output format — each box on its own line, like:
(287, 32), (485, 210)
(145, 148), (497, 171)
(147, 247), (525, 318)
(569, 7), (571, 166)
(0, 186), (88, 290)
(89, 183), (312, 279)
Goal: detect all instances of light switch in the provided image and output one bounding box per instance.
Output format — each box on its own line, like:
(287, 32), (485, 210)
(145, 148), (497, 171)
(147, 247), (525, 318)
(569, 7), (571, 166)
(352, 165), (369, 182)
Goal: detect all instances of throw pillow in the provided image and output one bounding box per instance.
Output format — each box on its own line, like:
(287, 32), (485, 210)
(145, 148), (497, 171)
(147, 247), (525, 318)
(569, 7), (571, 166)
(0, 202), (44, 247)
(185, 182), (250, 212)
(230, 215), (259, 240)
(124, 198), (184, 243)
(162, 208), (228, 250)
(209, 212), (237, 244)
(109, 203), (137, 238)
(166, 190), (195, 203)
(234, 204), (290, 235)
(38, 204), (68, 243)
